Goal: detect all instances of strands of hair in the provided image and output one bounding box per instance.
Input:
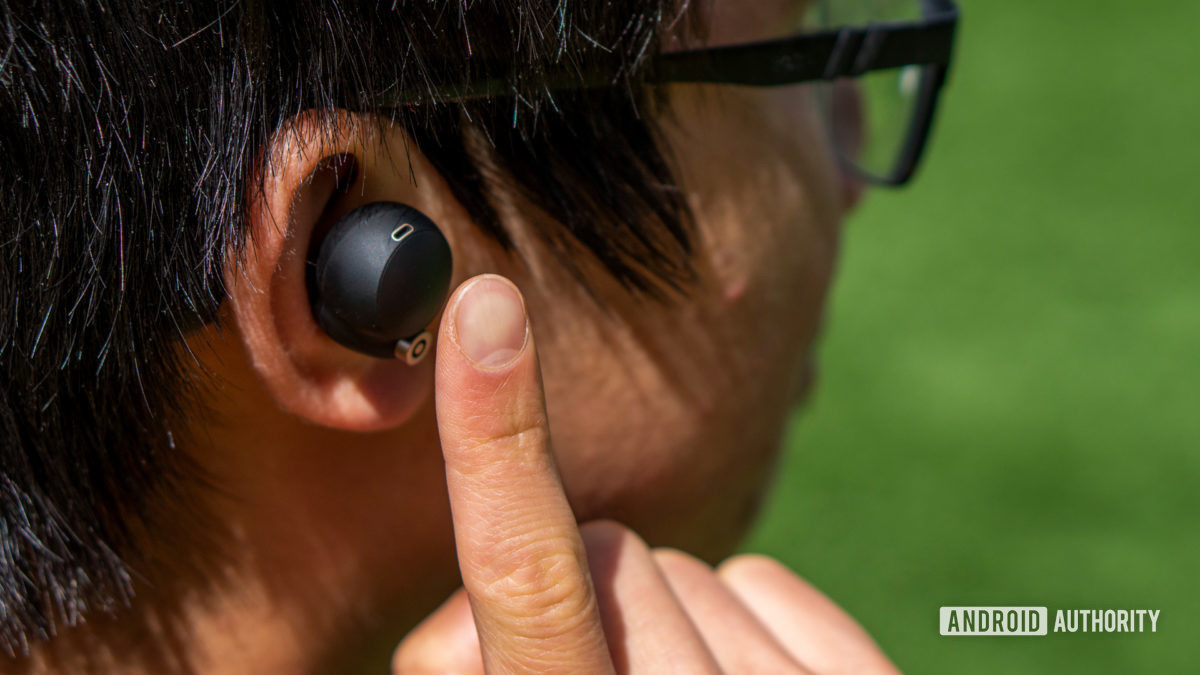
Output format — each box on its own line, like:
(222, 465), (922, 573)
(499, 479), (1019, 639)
(0, 0), (694, 655)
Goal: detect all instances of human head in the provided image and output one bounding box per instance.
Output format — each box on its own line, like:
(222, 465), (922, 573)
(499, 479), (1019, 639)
(1, 0), (851, 661)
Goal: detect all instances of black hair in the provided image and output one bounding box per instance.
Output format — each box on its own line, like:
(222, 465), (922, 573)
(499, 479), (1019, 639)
(0, 0), (694, 654)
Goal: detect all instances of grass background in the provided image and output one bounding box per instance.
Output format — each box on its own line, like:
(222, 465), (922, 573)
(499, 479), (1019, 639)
(740, 1), (1199, 673)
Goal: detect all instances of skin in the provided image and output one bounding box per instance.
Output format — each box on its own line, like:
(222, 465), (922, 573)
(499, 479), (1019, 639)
(20, 8), (893, 674)
(393, 275), (897, 673)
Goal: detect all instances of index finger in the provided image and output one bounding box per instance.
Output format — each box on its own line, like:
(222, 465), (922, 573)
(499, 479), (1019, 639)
(435, 274), (613, 674)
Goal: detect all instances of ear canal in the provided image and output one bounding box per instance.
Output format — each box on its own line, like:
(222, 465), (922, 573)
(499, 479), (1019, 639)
(310, 202), (453, 362)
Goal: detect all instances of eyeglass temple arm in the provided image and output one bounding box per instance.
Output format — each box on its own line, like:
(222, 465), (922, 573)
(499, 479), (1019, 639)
(373, 0), (958, 106)
(650, 2), (958, 88)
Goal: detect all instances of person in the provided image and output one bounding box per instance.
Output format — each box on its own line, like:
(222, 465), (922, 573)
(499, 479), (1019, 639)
(0, 1), (955, 672)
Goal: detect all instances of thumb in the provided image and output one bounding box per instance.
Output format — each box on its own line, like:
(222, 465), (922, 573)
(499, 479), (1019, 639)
(393, 589), (484, 675)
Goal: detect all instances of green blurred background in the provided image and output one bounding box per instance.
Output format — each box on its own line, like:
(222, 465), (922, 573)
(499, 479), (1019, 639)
(741, 1), (1199, 673)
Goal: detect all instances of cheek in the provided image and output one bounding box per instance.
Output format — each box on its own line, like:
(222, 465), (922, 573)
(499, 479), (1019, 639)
(522, 86), (844, 560)
(534, 253), (834, 561)
(536, 306), (799, 561)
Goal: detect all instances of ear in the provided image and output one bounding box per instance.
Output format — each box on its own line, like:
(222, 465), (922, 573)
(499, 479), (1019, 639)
(225, 112), (460, 431)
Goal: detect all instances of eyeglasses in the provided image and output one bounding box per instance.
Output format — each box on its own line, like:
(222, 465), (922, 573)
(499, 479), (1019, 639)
(656, 0), (959, 186)
(380, 0), (958, 187)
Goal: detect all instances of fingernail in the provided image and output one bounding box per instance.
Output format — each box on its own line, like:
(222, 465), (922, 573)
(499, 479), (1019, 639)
(453, 276), (528, 369)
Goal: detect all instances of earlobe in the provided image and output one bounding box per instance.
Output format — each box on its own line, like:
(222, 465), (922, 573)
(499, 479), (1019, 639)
(224, 114), (455, 432)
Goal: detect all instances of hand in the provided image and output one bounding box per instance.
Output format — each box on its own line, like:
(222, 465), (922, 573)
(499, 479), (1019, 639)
(393, 274), (899, 674)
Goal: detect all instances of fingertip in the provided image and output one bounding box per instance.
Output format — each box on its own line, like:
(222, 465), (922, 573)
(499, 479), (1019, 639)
(435, 274), (546, 465)
(442, 274), (529, 371)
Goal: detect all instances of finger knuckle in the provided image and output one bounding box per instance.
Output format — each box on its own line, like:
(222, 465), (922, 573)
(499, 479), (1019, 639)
(579, 519), (647, 568)
(653, 546), (707, 570)
(390, 643), (446, 675)
(653, 547), (714, 585)
(467, 535), (596, 638)
(718, 553), (790, 581)
(579, 519), (637, 549)
(452, 418), (550, 477)
(389, 647), (432, 675)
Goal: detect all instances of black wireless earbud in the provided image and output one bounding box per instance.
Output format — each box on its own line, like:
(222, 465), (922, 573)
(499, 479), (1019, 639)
(309, 202), (452, 364)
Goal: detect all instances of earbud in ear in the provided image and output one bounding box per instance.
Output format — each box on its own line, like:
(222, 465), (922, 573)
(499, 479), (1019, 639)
(310, 202), (452, 364)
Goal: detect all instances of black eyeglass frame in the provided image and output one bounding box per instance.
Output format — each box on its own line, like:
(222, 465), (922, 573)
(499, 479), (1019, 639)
(654, 0), (959, 185)
(378, 0), (959, 186)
